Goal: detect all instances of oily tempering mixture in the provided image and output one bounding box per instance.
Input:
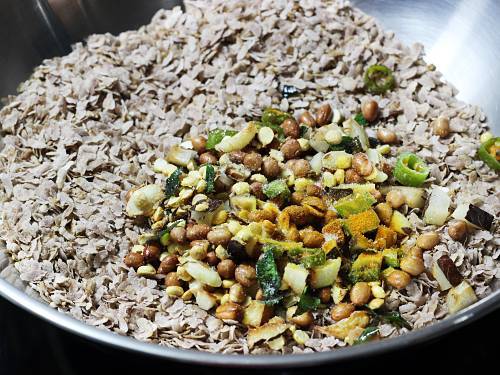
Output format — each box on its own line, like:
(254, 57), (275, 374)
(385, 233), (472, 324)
(0, 0), (498, 354)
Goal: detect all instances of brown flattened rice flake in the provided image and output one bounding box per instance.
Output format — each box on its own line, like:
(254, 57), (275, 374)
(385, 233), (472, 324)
(0, 0), (498, 354)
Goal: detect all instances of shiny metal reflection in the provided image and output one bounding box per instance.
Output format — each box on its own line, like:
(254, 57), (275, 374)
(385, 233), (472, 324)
(352, 0), (500, 131)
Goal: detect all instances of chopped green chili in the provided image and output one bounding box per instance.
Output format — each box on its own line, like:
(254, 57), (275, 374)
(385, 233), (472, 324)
(364, 64), (395, 94)
(159, 231), (170, 246)
(394, 152), (429, 187)
(206, 129), (238, 150)
(164, 168), (182, 198)
(477, 136), (500, 171)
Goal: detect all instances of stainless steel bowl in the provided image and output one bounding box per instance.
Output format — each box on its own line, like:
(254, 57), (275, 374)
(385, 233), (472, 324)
(1, 0), (499, 368)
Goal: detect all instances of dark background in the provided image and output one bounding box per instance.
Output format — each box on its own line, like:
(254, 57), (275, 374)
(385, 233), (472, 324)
(0, 296), (497, 374)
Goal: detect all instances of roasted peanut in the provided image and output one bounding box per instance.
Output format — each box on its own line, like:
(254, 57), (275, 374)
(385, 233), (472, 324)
(316, 103), (333, 126)
(283, 205), (309, 226)
(243, 152), (263, 172)
(207, 227), (232, 246)
(306, 184), (322, 197)
(300, 230), (324, 247)
(165, 272), (181, 287)
(217, 259), (236, 279)
(249, 181), (266, 200)
(199, 152), (218, 165)
(433, 116), (450, 138)
(206, 251), (219, 266)
(262, 157), (281, 179)
(291, 311), (313, 328)
(344, 168), (365, 184)
(380, 161), (393, 175)
(234, 264), (256, 287)
(191, 135), (207, 154)
(157, 255), (178, 274)
(386, 190), (405, 209)
(281, 138), (301, 160)
(186, 224), (211, 241)
(170, 227), (187, 243)
(375, 202), (393, 225)
(377, 129), (398, 144)
(248, 209), (276, 222)
(350, 282), (371, 306)
(281, 118), (300, 138)
(448, 220), (467, 241)
(400, 254), (425, 276)
(324, 210), (337, 222)
(291, 191), (305, 204)
(288, 159), (310, 177)
(229, 283), (246, 303)
(361, 100), (378, 122)
(143, 244), (161, 263)
(386, 270), (412, 289)
(124, 252), (144, 269)
(229, 150), (247, 164)
(330, 303), (355, 321)
(297, 111), (317, 127)
(287, 226), (301, 242)
(416, 232), (440, 250)
(189, 240), (209, 260)
(352, 153), (373, 176)
(216, 302), (243, 321)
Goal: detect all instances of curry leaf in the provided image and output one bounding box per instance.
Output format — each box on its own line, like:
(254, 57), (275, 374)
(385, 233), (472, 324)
(205, 164), (215, 193)
(354, 326), (379, 345)
(368, 310), (412, 330)
(165, 168), (182, 199)
(329, 136), (363, 154)
(256, 250), (282, 305)
(297, 290), (320, 313)
(380, 311), (412, 329)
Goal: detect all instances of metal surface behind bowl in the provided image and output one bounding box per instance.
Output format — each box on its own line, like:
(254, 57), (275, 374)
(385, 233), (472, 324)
(0, 0), (499, 367)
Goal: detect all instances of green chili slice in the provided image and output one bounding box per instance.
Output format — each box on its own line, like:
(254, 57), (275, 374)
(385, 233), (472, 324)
(477, 137), (500, 171)
(364, 64), (395, 94)
(159, 231), (170, 246)
(394, 152), (429, 187)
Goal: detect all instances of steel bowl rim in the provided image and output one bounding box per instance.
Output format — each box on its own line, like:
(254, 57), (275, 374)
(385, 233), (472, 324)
(0, 277), (499, 368)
